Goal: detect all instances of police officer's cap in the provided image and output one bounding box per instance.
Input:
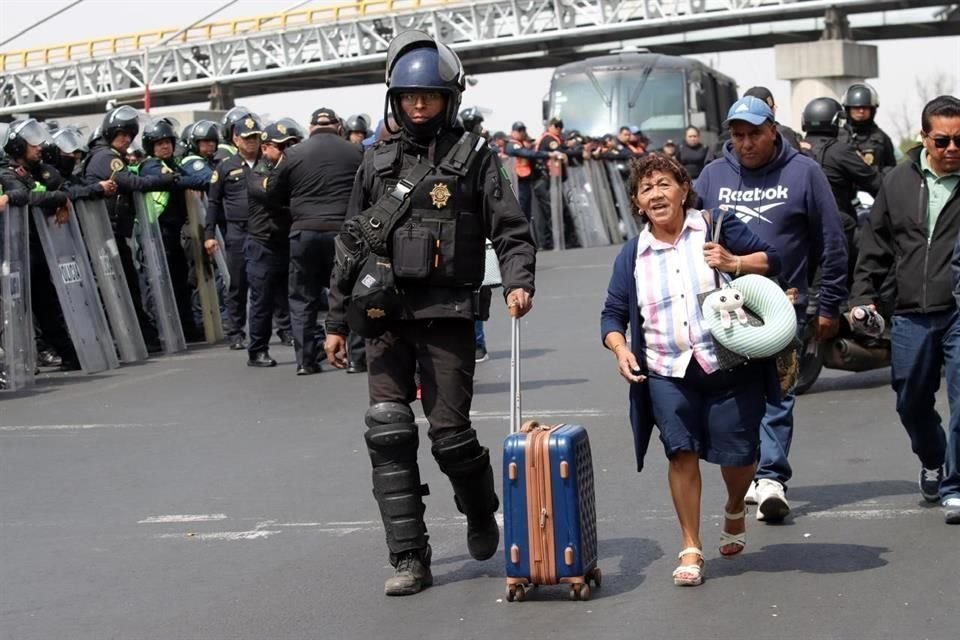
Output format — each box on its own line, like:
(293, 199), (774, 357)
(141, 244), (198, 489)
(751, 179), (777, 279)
(511, 121), (526, 132)
(235, 115), (263, 138)
(744, 86), (776, 110)
(261, 121), (301, 145)
(548, 117), (564, 129)
(311, 108), (339, 127)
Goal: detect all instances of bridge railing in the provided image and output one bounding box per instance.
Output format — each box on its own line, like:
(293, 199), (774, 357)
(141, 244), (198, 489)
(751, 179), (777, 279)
(0, 0), (460, 72)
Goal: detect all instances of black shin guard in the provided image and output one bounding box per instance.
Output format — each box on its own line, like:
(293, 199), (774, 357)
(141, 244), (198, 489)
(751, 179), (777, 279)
(365, 408), (429, 562)
(431, 428), (499, 518)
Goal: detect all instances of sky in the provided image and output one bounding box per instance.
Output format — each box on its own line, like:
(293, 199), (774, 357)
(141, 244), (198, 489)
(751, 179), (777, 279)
(2, 0), (958, 138)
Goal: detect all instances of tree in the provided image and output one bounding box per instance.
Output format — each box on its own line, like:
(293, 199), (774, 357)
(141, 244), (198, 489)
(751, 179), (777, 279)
(892, 71), (956, 152)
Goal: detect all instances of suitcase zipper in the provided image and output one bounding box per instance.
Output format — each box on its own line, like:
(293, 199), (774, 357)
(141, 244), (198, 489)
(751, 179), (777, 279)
(526, 428), (556, 584)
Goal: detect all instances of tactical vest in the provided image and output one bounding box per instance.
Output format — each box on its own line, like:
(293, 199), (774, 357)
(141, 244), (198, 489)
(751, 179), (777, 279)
(373, 133), (487, 289)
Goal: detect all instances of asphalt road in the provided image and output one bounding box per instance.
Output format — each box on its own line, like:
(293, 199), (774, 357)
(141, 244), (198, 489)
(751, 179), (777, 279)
(1, 245), (956, 640)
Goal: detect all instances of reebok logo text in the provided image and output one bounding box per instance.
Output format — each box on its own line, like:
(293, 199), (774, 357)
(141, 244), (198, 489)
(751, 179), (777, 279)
(717, 185), (789, 203)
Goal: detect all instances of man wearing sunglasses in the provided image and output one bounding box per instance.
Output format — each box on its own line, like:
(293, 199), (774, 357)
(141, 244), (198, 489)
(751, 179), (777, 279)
(851, 95), (960, 525)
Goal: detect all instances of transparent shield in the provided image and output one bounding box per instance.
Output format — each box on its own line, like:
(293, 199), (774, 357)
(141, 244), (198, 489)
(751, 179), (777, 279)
(585, 160), (621, 243)
(604, 162), (639, 240)
(184, 192), (223, 344)
(564, 165), (609, 248)
(74, 199), (148, 363)
(30, 201), (119, 373)
(133, 194), (186, 354)
(213, 225), (230, 290)
(1, 204), (36, 390)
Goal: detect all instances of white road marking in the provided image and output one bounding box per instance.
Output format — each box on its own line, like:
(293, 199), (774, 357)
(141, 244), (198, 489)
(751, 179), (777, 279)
(470, 408), (614, 420)
(804, 508), (927, 520)
(138, 514), (228, 524)
(159, 530), (280, 541)
(0, 422), (179, 432)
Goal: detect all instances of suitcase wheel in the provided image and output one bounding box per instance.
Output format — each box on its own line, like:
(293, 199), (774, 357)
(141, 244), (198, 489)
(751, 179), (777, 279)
(569, 583), (591, 601)
(505, 584), (527, 602)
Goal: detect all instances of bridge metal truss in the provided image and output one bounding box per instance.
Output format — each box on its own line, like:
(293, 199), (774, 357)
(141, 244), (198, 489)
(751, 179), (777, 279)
(0, 0), (953, 117)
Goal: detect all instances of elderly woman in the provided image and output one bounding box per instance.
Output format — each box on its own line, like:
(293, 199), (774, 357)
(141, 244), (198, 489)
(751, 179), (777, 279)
(600, 155), (781, 586)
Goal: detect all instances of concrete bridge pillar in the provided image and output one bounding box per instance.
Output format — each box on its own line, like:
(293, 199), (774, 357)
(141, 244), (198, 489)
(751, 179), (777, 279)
(775, 39), (878, 131)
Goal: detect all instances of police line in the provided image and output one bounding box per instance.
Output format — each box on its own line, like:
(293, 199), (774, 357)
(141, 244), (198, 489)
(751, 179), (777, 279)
(502, 157), (640, 248)
(0, 192), (228, 391)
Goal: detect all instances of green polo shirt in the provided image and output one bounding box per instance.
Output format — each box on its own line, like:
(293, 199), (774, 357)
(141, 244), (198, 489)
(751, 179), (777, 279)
(920, 149), (960, 239)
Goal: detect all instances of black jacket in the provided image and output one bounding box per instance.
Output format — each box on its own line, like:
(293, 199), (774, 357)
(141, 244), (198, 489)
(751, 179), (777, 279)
(265, 130), (363, 232)
(676, 142), (709, 179)
(851, 147), (960, 314)
(247, 158), (292, 248)
(0, 162), (69, 211)
(805, 134), (882, 234)
(205, 154), (255, 238)
(839, 122), (897, 172)
(326, 128), (536, 334)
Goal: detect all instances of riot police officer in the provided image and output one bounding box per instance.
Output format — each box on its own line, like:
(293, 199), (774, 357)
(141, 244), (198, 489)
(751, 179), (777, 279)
(802, 96), (883, 283)
(459, 106), (484, 135)
(324, 31), (536, 596)
(139, 119), (209, 342)
(82, 106), (176, 350)
(42, 127), (115, 201)
(243, 121), (301, 367)
(1, 119), (95, 370)
(180, 120), (220, 181)
(265, 107), (362, 375)
(204, 116), (263, 350)
(839, 83), (898, 172)
(344, 114), (370, 146)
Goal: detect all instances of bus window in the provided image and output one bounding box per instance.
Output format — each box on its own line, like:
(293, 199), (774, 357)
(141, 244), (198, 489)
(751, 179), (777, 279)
(623, 70), (685, 133)
(549, 70), (616, 135)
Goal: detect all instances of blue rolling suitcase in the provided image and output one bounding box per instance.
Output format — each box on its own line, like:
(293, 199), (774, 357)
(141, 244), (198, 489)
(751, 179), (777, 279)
(502, 318), (600, 601)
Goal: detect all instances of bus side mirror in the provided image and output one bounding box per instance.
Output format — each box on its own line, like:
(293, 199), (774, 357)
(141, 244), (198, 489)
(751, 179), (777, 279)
(542, 95), (550, 123)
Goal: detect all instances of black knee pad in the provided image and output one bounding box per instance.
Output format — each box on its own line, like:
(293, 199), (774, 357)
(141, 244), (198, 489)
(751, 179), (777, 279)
(365, 402), (415, 428)
(431, 427), (490, 478)
(365, 421), (419, 467)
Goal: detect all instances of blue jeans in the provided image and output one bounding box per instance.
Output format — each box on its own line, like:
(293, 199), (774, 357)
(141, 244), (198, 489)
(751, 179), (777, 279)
(891, 310), (960, 499)
(756, 311), (806, 487)
(474, 320), (486, 350)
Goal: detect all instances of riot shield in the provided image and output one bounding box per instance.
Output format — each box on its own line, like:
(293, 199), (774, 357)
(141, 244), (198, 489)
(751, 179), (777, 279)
(133, 194), (187, 354)
(30, 201), (119, 373)
(565, 165), (610, 248)
(605, 162), (639, 239)
(548, 157), (564, 251)
(74, 199), (148, 363)
(213, 226), (230, 290)
(586, 160), (622, 243)
(185, 192), (224, 344)
(1, 204), (36, 390)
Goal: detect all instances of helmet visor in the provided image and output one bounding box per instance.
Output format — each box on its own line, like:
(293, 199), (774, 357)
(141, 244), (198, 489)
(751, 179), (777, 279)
(53, 128), (85, 154)
(15, 120), (53, 147)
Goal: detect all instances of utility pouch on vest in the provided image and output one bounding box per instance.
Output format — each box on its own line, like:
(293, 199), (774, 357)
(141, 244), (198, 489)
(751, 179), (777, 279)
(392, 223), (434, 280)
(347, 253), (401, 339)
(473, 285), (492, 322)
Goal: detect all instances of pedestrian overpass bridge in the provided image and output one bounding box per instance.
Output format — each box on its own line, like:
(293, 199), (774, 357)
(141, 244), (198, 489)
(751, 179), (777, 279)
(1, 0), (957, 118)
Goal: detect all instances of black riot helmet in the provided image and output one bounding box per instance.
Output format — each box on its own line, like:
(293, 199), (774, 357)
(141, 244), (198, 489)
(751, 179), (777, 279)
(459, 106), (484, 134)
(141, 119), (179, 156)
(188, 120), (221, 156)
(842, 83), (880, 126)
(87, 126), (103, 150)
(385, 30), (465, 137)
(0, 123), (8, 162)
(4, 118), (53, 160)
(101, 105), (141, 143)
(272, 117), (306, 142)
(344, 114), (369, 134)
(802, 97), (844, 136)
(222, 106), (258, 141)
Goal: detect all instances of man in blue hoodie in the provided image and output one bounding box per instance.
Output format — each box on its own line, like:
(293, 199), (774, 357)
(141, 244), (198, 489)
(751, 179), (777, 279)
(695, 96), (848, 522)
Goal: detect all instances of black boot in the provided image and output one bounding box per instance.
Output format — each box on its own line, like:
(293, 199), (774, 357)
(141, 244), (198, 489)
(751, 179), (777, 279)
(433, 428), (501, 561)
(385, 545), (433, 596)
(247, 351), (277, 367)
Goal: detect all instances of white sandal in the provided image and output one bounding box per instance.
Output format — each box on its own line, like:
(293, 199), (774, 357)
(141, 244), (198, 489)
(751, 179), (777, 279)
(720, 508), (747, 557)
(672, 547), (704, 586)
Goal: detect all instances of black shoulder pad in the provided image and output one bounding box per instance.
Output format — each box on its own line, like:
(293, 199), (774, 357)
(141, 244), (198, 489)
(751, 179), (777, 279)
(439, 132), (485, 177)
(373, 141), (401, 176)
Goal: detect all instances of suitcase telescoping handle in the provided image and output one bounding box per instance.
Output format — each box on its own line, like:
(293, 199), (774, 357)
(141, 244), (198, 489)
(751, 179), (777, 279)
(510, 316), (522, 435)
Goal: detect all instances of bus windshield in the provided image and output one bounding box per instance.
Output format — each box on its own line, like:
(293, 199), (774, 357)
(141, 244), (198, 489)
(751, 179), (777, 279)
(549, 67), (686, 135)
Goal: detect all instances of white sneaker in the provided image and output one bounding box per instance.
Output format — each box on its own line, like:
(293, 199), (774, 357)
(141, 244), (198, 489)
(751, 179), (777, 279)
(744, 480), (758, 505)
(755, 479), (790, 522)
